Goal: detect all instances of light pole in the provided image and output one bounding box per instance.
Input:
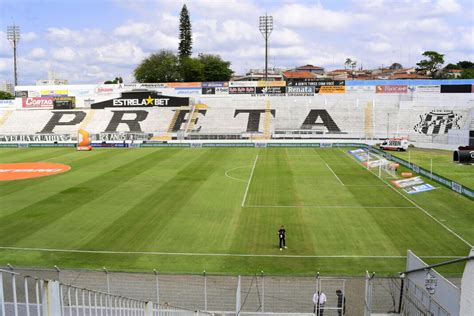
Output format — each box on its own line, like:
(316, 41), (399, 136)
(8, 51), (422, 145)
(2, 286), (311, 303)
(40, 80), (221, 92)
(7, 24), (20, 86)
(259, 15), (273, 82)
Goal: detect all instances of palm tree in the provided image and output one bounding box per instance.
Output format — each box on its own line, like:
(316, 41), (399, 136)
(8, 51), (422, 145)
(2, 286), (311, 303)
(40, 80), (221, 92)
(344, 58), (352, 69)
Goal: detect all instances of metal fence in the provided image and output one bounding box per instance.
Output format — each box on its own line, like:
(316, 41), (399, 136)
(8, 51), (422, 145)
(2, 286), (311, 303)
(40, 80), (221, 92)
(2, 266), (447, 316)
(0, 269), (207, 316)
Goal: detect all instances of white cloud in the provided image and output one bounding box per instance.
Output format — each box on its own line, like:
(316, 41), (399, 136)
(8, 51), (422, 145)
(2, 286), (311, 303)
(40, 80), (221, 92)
(94, 41), (146, 65)
(272, 28), (303, 46)
(274, 3), (363, 31)
(368, 42), (392, 53)
(52, 47), (76, 61)
(433, 0), (461, 14)
(28, 48), (46, 58)
(22, 32), (38, 42)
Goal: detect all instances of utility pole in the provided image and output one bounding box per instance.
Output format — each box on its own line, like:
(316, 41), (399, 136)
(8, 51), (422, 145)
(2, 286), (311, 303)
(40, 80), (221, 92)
(259, 15), (273, 82)
(7, 24), (20, 86)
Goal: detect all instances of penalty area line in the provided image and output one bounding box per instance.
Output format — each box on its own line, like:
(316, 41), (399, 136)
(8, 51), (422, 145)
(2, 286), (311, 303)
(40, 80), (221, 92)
(0, 246), (463, 259)
(325, 163), (345, 186)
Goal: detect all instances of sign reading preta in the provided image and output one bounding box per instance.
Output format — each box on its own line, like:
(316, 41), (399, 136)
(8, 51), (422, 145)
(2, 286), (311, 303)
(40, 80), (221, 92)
(91, 91), (189, 109)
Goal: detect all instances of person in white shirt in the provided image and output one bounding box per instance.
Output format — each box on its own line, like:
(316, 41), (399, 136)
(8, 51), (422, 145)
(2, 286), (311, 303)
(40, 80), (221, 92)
(312, 291), (327, 316)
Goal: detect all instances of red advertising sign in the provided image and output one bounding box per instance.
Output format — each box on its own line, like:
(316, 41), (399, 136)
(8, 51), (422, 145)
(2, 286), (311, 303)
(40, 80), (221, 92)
(22, 97), (54, 108)
(376, 85), (407, 93)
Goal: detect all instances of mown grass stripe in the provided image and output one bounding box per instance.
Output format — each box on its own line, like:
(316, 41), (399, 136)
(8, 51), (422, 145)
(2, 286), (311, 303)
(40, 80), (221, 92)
(0, 149), (181, 244)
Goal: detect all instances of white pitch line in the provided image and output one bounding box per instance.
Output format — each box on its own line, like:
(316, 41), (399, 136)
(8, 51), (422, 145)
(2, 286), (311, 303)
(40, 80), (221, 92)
(340, 148), (473, 248)
(224, 165), (251, 182)
(243, 205), (416, 209)
(0, 246), (463, 259)
(325, 163), (345, 186)
(241, 154), (259, 207)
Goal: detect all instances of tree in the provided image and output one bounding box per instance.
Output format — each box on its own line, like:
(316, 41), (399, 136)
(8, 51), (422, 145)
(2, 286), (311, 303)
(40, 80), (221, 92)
(179, 57), (205, 82)
(198, 54), (233, 81)
(178, 4), (192, 58)
(344, 58), (352, 69)
(457, 60), (474, 69)
(134, 51), (181, 83)
(104, 77), (123, 84)
(416, 51), (444, 78)
(0, 91), (14, 99)
(389, 63), (403, 70)
(444, 63), (460, 70)
(460, 69), (474, 79)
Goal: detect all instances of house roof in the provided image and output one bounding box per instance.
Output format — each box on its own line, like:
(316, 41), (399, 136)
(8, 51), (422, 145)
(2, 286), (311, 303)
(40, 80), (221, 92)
(295, 64), (324, 70)
(388, 73), (431, 79)
(328, 69), (351, 74)
(282, 71), (316, 79)
(447, 69), (462, 73)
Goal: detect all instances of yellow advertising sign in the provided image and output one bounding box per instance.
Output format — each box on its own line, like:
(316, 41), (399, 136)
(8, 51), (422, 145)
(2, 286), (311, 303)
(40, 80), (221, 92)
(257, 81), (286, 87)
(319, 86), (345, 94)
(40, 90), (68, 96)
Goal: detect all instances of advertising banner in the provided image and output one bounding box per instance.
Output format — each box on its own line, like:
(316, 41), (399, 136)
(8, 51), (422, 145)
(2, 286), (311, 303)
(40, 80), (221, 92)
(202, 87), (215, 95)
(319, 86), (346, 94)
(348, 148), (369, 162)
(376, 85), (408, 93)
(229, 87), (255, 94)
(175, 88), (201, 95)
(15, 91), (28, 97)
(345, 86), (375, 93)
(0, 100), (15, 108)
(138, 83), (167, 88)
(28, 91), (41, 97)
(40, 90), (68, 97)
(215, 87), (229, 95)
(409, 85), (440, 93)
(256, 81), (286, 87)
(53, 97), (76, 109)
(287, 86), (315, 96)
(166, 82), (201, 88)
(287, 80), (345, 87)
(202, 82), (228, 88)
(95, 86), (118, 94)
(0, 134), (72, 142)
(91, 91), (189, 108)
(403, 183), (436, 194)
(22, 97), (54, 109)
(229, 81), (257, 87)
(440, 84), (472, 93)
(391, 176), (424, 188)
(255, 87), (286, 95)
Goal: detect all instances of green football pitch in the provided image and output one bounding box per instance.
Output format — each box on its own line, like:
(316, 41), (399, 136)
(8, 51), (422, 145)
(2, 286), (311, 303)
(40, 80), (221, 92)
(0, 147), (472, 276)
(390, 147), (474, 189)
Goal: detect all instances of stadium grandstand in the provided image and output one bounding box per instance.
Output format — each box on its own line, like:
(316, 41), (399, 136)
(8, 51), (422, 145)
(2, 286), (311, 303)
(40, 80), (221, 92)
(1, 78), (473, 316)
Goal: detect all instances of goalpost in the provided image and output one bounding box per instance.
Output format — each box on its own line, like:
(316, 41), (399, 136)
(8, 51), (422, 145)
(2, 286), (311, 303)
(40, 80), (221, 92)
(363, 151), (399, 179)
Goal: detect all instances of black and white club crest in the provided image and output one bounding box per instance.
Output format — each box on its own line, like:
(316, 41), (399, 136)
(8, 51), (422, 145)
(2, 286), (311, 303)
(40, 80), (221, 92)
(414, 110), (462, 135)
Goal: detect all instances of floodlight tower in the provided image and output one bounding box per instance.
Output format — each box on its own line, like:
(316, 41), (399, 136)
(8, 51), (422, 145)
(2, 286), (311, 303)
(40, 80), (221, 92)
(7, 24), (20, 86)
(259, 15), (273, 81)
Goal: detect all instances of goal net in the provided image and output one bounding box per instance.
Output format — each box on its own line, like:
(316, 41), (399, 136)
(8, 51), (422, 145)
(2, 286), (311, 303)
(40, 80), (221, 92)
(363, 152), (398, 180)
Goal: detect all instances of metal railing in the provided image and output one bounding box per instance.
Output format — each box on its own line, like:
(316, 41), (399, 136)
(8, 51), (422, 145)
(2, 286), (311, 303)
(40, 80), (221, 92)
(0, 269), (208, 316)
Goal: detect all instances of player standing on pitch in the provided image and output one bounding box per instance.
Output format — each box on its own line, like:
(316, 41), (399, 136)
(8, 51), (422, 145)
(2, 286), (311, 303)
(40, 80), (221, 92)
(278, 225), (287, 251)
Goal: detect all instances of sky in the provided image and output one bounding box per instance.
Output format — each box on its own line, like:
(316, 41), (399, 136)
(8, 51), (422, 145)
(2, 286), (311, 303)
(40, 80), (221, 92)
(0, 0), (473, 85)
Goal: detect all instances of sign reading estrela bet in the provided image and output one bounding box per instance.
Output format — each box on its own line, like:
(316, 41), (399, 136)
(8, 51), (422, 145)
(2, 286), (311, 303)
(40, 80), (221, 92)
(91, 91), (189, 109)
(113, 97), (170, 106)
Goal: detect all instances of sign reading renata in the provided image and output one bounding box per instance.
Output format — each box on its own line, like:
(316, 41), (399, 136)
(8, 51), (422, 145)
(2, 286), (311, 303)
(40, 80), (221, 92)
(91, 91), (189, 109)
(22, 97), (54, 109)
(376, 85), (408, 93)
